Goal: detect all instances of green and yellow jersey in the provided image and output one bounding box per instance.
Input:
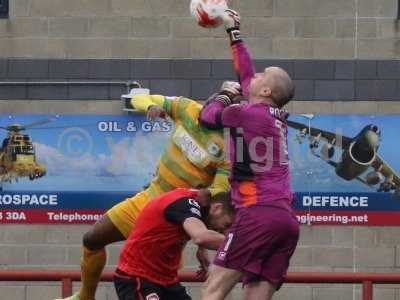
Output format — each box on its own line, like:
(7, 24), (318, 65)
(131, 94), (230, 198)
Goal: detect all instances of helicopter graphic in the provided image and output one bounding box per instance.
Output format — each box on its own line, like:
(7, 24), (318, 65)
(0, 119), (51, 183)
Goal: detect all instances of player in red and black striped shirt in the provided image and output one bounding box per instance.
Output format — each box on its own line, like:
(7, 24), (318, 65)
(114, 188), (235, 300)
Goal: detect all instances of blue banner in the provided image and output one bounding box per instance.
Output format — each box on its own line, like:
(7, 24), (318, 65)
(0, 113), (399, 225)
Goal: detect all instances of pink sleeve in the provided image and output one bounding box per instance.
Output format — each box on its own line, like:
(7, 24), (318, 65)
(200, 101), (244, 129)
(200, 100), (225, 128)
(231, 41), (255, 99)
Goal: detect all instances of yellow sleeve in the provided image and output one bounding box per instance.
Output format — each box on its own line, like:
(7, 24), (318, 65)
(130, 94), (166, 113)
(131, 94), (181, 121)
(208, 160), (230, 197)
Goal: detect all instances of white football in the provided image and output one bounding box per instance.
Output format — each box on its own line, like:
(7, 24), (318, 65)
(190, 0), (228, 28)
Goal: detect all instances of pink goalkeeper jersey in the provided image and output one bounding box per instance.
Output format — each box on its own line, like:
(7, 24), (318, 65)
(200, 41), (293, 209)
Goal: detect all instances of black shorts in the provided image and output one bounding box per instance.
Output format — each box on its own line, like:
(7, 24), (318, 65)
(114, 272), (191, 300)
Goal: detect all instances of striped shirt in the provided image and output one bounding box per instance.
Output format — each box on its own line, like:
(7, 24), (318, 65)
(134, 96), (230, 198)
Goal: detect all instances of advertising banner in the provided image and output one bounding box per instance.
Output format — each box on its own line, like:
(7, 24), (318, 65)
(289, 114), (400, 225)
(0, 114), (171, 223)
(0, 113), (399, 225)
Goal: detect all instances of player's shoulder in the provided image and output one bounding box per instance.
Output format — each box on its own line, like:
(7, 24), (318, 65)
(176, 97), (202, 121)
(173, 196), (201, 211)
(175, 96), (197, 105)
(163, 195), (203, 224)
(179, 97), (202, 110)
(230, 102), (257, 116)
(224, 103), (246, 113)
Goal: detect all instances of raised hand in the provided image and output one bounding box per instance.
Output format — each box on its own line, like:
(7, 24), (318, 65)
(222, 9), (241, 44)
(212, 81), (242, 106)
(222, 9), (240, 30)
(220, 81), (241, 95)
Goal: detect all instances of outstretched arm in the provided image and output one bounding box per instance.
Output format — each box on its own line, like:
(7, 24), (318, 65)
(131, 94), (166, 113)
(231, 42), (255, 98)
(200, 10), (255, 128)
(201, 99), (245, 129)
(200, 82), (242, 128)
(183, 218), (225, 250)
(164, 197), (225, 251)
(223, 9), (255, 98)
(131, 94), (189, 122)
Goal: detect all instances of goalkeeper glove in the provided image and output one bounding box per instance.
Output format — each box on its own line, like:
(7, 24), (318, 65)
(222, 9), (241, 44)
(214, 81), (242, 106)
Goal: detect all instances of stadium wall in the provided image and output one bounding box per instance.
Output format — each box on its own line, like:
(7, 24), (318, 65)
(0, 0), (400, 299)
(1, 0), (399, 59)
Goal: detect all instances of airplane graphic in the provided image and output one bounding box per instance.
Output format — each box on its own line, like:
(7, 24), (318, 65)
(287, 116), (400, 196)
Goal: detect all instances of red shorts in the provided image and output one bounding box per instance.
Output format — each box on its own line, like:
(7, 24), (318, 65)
(214, 204), (299, 289)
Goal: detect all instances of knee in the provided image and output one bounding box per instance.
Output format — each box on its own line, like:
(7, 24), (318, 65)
(202, 286), (222, 300)
(202, 268), (240, 300)
(83, 230), (102, 250)
(203, 277), (221, 297)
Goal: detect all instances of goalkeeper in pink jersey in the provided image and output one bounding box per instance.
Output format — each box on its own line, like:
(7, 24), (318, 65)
(200, 9), (299, 300)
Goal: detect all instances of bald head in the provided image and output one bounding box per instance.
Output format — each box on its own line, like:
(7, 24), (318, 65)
(265, 67), (295, 107)
(249, 66), (295, 108)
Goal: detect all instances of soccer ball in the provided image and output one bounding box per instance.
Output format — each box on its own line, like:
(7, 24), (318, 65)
(190, 0), (228, 28)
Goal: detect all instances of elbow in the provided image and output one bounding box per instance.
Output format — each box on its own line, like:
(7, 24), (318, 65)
(200, 118), (219, 130)
(131, 95), (141, 108)
(199, 108), (213, 125)
(200, 109), (223, 130)
(192, 231), (221, 250)
(192, 235), (207, 247)
(130, 98), (136, 109)
(192, 232), (213, 248)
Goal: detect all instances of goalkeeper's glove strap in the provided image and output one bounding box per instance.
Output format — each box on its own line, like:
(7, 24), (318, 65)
(215, 94), (232, 106)
(227, 27), (242, 45)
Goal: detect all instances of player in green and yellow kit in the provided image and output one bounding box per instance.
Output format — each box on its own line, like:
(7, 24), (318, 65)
(57, 82), (240, 300)
(108, 93), (231, 236)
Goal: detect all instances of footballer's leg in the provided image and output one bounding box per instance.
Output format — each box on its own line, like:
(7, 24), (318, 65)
(79, 215), (125, 300)
(244, 281), (276, 300)
(55, 190), (151, 300)
(201, 265), (242, 300)
(242, 206), (299, 300)
(79, 190), (151, 300)
(54, 215), (125, 300)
